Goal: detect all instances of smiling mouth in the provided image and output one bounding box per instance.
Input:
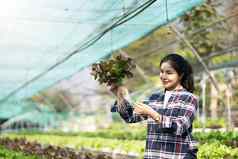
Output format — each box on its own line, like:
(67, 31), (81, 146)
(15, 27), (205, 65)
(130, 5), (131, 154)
(164, 79), (172, 83)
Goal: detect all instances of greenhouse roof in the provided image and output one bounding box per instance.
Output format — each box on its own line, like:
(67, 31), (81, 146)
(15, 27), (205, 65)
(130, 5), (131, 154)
(0, 0), (203, 117)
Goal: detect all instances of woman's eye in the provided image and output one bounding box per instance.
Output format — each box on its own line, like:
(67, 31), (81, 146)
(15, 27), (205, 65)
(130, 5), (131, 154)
(160, 70), (175, 75)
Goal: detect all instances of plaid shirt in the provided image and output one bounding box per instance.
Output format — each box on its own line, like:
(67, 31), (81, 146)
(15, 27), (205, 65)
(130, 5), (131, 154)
(112, 89), (199, 159)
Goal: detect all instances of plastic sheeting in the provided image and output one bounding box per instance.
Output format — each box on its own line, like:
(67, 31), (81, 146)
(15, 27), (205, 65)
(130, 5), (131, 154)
(0, 0), (203, 119)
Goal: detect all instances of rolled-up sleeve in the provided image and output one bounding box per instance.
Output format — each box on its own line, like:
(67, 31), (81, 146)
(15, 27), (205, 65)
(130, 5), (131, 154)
(160, 95), (198, 136)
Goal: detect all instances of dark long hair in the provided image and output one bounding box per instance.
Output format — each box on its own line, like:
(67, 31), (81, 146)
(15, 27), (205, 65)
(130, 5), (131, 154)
(160, 54), (195, 93)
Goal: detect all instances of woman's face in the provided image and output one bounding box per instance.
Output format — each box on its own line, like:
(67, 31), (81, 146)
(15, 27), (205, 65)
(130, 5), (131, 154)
(160, 61), (182, 91)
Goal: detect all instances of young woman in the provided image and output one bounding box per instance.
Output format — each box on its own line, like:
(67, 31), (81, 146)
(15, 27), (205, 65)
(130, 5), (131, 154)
(111, 53), (198, 159)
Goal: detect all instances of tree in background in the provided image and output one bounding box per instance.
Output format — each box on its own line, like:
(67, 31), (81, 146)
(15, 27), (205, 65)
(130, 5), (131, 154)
(180, 0), (238, 120)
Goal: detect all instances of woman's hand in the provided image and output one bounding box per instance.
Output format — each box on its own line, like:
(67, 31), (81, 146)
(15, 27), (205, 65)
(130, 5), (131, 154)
(110, 84), (128, 98)
(134, 102), (154, 116)
(134, 102), (161, 122)
(109, 84), (129, 106)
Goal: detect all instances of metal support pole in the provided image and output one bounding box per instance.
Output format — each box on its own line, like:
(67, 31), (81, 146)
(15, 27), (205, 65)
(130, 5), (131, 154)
(226, 84), (233, 131)
(201, 73), (207, 132)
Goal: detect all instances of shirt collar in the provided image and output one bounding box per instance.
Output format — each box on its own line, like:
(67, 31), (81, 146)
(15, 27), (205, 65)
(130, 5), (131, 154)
(163, 87), (187, 93)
